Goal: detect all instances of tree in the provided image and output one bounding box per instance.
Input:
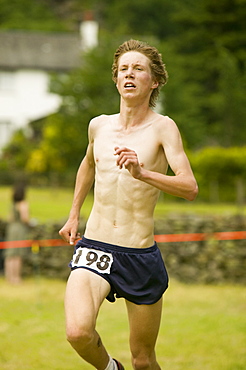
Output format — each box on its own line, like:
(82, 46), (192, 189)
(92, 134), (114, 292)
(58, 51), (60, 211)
(24, 38), (120, 181)
(1, 0), (245, 183)
(0, 0), (68, 31)
(162, 0), (246, 148)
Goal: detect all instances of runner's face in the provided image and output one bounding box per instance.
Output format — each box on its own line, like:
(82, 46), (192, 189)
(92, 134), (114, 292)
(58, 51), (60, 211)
(116, 51), (158, 103)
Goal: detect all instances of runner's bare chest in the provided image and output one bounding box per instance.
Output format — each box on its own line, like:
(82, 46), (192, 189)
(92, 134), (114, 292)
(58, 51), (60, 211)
(93, 117), (167, 174)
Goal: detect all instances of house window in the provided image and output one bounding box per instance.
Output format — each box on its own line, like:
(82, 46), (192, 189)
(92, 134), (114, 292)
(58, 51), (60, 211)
(0, 72), (15, 91)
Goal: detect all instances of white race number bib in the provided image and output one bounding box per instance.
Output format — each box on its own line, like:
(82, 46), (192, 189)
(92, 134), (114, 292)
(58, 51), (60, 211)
(71, 247), (113, 274)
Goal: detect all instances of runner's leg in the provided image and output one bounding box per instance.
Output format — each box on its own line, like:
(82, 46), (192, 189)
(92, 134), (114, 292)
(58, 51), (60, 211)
(126, 298), (163, 370)
(65, 268), (111, 369)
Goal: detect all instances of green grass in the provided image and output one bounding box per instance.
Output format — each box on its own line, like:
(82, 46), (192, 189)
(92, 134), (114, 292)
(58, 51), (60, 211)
(0, 186), (93, 223)
(0, 278), (245, 369)
(0, 186), (245, 224)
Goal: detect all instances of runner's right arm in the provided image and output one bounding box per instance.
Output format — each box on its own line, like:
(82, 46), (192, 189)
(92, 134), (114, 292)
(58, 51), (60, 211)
(59, 124), (95, 245)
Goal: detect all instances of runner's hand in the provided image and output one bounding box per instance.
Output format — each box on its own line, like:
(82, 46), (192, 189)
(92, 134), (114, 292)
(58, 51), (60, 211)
(59, 218), (80, 245)
(114, 146), (142, 179)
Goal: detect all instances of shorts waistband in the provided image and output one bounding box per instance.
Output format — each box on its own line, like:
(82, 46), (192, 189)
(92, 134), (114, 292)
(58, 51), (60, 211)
(80, 236), (157, 254)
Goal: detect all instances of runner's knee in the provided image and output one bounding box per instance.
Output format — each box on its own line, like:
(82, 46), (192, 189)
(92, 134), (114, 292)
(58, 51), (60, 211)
(132, 354), (150, 370)
(66, 325), (94, 348)
(132, 351), (158, 370)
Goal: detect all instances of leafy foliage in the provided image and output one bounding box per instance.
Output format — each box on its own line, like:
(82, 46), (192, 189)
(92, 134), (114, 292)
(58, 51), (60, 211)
(0, 0), (67, 31)
(191, 146), (246, 202)
(38, 40), (119, 174)
(2, 39), (119, 181)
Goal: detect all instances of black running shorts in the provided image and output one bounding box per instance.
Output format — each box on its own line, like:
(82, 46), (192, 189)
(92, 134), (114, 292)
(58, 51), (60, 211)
(69, 236), (169, 305)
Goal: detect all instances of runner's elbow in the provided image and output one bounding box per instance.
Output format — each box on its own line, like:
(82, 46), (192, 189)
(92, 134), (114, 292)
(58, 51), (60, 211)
(186, 181), (199, 201)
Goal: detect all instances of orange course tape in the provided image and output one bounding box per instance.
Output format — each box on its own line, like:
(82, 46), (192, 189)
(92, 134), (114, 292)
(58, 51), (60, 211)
(0, 231), (246, 249)
(154, 231), (246, 243)
(0, 239), (68, 249)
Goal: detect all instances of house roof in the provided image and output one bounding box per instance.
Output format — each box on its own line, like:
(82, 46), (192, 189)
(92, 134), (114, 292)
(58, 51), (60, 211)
(0, 30), (82, 71)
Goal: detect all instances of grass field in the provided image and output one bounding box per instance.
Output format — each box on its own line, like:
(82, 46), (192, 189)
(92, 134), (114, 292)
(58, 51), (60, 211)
(1, 187), (245, 369)
(0, 186), (245, 223)
(0, 277), (245, 370)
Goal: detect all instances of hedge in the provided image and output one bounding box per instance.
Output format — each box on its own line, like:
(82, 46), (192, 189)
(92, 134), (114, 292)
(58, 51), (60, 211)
(189, 146), (246, 203)
(0, 214), (245, 284)
(1, 146), (246, 202)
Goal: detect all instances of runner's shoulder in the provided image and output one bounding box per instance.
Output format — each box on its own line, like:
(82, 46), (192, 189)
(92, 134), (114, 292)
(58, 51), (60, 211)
(89, 114), (118, 133)
(153, 114), (179, 136)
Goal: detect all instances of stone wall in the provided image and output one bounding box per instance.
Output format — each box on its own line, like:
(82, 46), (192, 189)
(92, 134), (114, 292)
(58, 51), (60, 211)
(0, 214), (245, 283)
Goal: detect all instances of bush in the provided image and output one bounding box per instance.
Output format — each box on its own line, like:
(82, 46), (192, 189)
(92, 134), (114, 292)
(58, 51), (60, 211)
(1, 145), (246, 201)
(190, 146), (246, 202)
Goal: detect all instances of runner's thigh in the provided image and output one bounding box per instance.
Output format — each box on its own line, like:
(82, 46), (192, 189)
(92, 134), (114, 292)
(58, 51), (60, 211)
(65, 268), (111, 331)
(126, 298), (163, 354)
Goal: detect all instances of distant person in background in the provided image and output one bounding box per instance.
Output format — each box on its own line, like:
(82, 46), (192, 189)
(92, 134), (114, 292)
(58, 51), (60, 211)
(4, 182), (30, 284)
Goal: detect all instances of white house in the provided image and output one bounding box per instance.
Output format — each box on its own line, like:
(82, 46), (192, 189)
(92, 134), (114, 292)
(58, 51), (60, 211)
(0, 18), (98, 153)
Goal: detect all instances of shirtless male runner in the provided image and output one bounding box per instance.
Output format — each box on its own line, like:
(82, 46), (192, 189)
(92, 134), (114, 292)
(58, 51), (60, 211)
(59, 39), (198, 370)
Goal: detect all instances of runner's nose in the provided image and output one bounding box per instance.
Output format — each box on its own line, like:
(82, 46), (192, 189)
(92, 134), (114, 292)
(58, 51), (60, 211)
(125, 68), (134, 78)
